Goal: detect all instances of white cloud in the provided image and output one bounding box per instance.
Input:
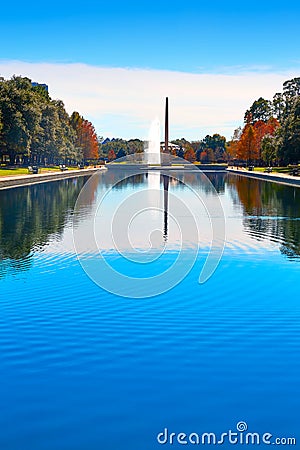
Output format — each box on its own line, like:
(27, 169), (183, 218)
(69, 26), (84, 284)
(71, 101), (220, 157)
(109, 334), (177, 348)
(0, 60), (298, 140)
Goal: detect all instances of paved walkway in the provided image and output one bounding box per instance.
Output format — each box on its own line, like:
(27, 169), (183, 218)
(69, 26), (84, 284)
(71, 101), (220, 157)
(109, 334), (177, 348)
(227, 167), (300, 188)
(0, 167), (104, 190)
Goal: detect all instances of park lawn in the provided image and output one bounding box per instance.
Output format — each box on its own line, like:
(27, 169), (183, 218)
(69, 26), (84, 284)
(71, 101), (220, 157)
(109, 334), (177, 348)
(0, 166), (79, 177)
(0, 168), (29, 176)
(253, 167), (297, 174)
(40, 166), (79, 172)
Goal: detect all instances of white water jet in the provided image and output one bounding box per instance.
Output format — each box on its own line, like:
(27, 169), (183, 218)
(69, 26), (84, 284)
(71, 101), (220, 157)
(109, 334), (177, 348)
(145, 118), (161, 165)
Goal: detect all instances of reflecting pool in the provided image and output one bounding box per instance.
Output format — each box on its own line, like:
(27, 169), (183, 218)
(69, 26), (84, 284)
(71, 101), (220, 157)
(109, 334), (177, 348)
(0, 171), (299, 449)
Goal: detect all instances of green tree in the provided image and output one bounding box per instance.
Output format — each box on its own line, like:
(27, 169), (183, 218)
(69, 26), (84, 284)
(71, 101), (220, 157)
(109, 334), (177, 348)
(273, 92), (285, 122)
(177, 146), (184, 158)
(0, 76), (96, 166)
(53, 100), (76, 163)
(283, 77), (300, 98)
(0, 76), (41, 164)
(100, 138), (129, 157)
(127, 139), (143, 154)
(200, 134), (226, 161)
(282, 77), (300, 119)
(277, 97), (300, 164)
(171, 138), (191, 151)
(0, 109), (3, 135)
(261, 134), (277, 166)
(244, 97), (272, 123)
(202, 134), (226, 151)
(30, 102), (60, 164)
(117, 148), (126, 159)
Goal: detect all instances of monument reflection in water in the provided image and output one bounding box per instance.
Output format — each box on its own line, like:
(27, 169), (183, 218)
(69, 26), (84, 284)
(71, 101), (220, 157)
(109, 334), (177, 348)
(145, 97), (174, 244)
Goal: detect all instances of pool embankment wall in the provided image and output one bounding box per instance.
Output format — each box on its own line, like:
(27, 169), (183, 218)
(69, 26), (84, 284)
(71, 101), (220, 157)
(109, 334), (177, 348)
(227, 168), (300, 188)
(0, 168), (104, 190)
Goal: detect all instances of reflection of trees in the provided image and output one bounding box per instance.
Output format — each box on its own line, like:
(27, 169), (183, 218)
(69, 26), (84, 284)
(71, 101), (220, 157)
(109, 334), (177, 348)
(227, 175), (300, 258)
(227, 176), (262, 214)
(102, 169), (226, 194)
(0, 177), (90, 274)
(97, 170), (145, 189)
(113, 173), (145, 189)
(204, 173), (226, 193)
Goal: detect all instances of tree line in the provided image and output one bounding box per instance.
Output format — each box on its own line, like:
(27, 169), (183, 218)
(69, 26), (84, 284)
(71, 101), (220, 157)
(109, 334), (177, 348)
(2, 74), (299, 167)
(0, 76), (99, 165)
(99, 134), (228, 163)
(99, 138), (144, 161)
(171, 135), (228, 163)
(228, 77), (300, 165)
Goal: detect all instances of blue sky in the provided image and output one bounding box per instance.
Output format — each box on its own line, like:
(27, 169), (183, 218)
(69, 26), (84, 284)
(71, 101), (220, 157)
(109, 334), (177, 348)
(1, 0), (300, 139)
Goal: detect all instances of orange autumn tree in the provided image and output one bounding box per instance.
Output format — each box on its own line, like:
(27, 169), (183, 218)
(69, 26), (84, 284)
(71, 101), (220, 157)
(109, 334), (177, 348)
(107, 149), (116, 161)
(227, 127), (242, 160)
(81, 120), (99, 160)
(253, 120), (267, 159)
(227, 140), (239, 160)
(237, 124), (258, 163)
(70, 111), (99, 160)
(199, 151), (208, 162)
(184, 147), (196, 162)
(253, 118), (280, 159)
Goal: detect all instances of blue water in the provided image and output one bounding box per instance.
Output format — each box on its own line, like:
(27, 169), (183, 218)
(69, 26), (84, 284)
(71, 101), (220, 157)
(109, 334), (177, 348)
(0, 172), (299, 449)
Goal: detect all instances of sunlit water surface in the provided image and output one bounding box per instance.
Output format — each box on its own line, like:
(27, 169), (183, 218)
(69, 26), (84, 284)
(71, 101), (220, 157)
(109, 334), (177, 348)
(0, 172), (300, 449)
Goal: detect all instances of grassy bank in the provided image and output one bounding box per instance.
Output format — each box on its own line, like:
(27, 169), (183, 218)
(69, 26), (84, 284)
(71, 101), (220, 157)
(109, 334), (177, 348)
(251, 167), (299, 174)
(0, 166), (79, 177)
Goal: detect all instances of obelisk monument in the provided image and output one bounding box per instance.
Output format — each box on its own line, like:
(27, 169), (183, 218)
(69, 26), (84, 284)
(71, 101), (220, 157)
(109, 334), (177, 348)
(162, 97), (170, 240)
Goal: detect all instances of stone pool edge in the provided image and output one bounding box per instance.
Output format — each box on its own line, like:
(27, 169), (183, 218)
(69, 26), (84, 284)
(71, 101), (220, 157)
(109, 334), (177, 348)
(227, 168), (300, 188)
(0, 167), (106, 190)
